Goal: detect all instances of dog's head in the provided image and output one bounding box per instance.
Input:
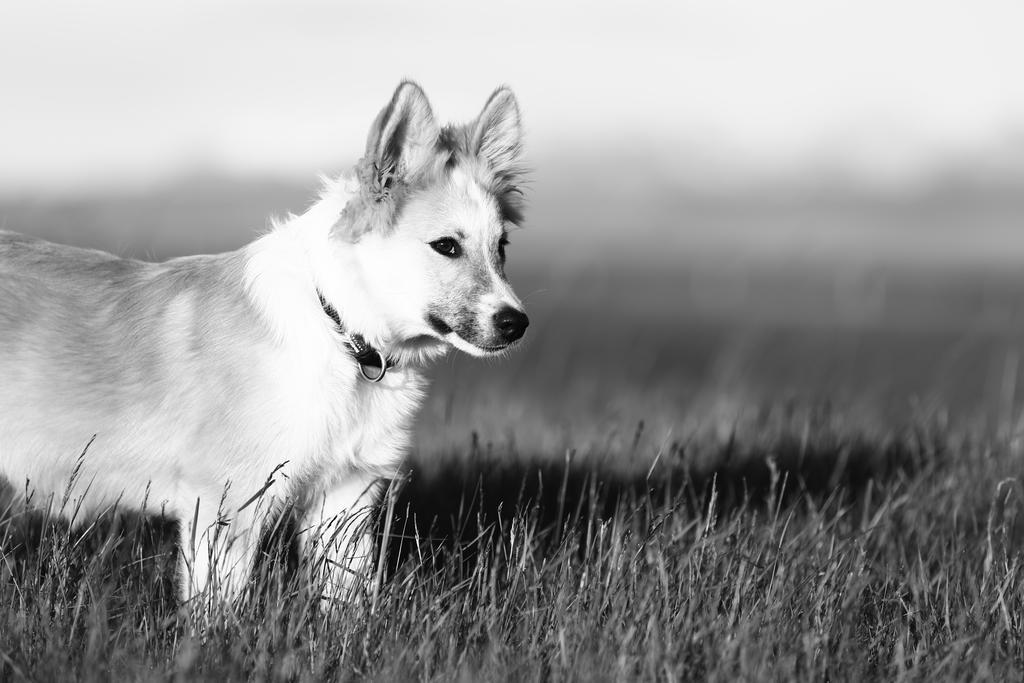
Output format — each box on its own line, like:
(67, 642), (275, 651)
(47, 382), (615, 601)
(332, 81), (529, 358)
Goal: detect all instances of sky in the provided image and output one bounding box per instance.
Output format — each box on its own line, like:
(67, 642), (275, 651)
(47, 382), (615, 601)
(1, 0), (1023, 195)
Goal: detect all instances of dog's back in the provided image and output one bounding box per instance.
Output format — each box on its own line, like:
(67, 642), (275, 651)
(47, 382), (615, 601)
(0, 231), (269, 514)
(1, 231), (146, 349)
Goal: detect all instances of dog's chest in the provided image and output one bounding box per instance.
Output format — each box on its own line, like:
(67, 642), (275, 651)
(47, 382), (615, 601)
(334, 367), (426, 472)
(266, 348), (427, 478)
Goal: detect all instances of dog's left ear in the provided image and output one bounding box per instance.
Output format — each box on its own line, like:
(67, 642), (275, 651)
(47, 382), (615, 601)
(473, 87), (522, 172)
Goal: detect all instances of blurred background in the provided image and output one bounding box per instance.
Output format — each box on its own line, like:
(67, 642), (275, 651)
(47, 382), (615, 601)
(3, 1), (1023, 460)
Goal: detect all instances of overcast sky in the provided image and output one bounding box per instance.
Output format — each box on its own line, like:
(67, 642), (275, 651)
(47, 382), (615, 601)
(1, 0), (1022, 194)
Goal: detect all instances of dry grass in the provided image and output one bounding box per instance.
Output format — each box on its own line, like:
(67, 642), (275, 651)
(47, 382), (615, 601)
(3, 409), (1024, 681)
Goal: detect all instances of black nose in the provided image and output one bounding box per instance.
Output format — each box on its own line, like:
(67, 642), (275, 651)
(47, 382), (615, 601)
(494, 306), (529, 344)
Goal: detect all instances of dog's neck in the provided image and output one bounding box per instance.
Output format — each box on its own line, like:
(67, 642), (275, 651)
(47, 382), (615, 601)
(316, 288), (396, 382)
(242, 173), (447, 370)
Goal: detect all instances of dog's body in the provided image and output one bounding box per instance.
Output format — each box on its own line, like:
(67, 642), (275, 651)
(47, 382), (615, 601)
(0, 81), (528, 601)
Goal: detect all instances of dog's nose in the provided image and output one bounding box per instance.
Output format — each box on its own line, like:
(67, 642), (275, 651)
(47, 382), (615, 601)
(494, 306), (529, 343)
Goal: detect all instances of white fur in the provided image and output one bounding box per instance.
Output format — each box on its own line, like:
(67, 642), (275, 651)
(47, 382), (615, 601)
(0, 201), (431, 601)
(0, 82), (529, 603)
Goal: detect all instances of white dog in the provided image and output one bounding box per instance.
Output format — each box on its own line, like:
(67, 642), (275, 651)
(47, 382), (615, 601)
(0, 81), (529, 602)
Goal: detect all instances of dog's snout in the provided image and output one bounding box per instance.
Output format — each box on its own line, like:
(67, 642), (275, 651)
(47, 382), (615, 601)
(494, 306), (529, 343)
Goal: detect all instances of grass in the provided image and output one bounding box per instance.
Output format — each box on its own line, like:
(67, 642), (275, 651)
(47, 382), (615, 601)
(4, 407), (1024, 681)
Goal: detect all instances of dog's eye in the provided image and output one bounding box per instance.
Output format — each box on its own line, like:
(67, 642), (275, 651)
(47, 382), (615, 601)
(498, 236), (509, 263)
(429, 238), (461, 258)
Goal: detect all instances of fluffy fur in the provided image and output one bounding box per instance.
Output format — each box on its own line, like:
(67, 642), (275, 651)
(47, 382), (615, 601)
(0, 81), (528, 602)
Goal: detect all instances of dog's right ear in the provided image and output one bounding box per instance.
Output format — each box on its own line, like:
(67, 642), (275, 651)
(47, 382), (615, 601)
(363, 81), (439, 199)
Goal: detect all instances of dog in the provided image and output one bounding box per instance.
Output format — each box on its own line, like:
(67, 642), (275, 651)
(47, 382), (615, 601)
(0, 81), (529, 602)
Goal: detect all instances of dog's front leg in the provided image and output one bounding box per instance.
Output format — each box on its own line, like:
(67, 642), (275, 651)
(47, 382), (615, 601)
(301, 473), (383, 603)
(176, 496), (264, 605)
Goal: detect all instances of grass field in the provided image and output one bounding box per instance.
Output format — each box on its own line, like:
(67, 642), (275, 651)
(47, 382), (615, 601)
(3, 184), (1024, 680)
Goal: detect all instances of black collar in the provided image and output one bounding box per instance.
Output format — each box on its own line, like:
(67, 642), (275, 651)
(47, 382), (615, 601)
(317, 290), (395, 382)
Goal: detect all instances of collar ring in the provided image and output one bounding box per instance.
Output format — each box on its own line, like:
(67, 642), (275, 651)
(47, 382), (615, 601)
(358, 350), (388, 383)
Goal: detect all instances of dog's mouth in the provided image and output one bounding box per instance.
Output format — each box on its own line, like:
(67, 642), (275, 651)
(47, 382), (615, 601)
(426, 314), (454, 336)
(469, 341), (512, 353)
(426, 314), (512, 356)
